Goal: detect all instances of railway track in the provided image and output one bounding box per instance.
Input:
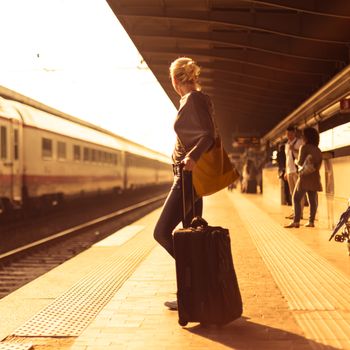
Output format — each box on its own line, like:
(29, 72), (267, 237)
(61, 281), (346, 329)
(0, 184), (170, 253)
(0, 193), (166, 299)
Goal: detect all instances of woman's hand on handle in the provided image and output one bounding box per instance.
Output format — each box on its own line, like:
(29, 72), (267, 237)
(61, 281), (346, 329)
(182, 156), (196, 171)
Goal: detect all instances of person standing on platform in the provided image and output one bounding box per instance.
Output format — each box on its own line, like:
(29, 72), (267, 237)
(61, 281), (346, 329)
(284, 125), (304, 219)
(277, 143), (291, 205)
(153, 57), (215, 310)
(241, 159), (257, 193)
(284, 127), (323, 228)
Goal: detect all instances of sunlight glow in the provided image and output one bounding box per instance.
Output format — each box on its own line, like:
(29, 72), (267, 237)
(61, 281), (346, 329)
(0, 0), (177, 155)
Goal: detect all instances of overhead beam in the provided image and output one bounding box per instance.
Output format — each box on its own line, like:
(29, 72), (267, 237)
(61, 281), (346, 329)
(213, 97), (293, 114)
(155, 71), (306, 98)
(215, 110), (286, 123)
(134, 35), (341, 75)
(147, 60), (319, 89)
(161, 80), (297, 110)
(213, 95), (291, 112)
(213, 111), (282, 136)
(234, 0), (350, 20)
(142, 48), (329, 77)
(115, 8), (350, 45)
(163, 83), (303, 107)
(130, 29), (346, 64)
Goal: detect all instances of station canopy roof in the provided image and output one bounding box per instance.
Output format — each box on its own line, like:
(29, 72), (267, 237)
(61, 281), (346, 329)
(106, 0), (350, 149)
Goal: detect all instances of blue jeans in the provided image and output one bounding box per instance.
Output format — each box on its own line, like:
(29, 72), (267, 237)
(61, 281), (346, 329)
(293, 187), (318, 223)
(153, 175), (203, 258)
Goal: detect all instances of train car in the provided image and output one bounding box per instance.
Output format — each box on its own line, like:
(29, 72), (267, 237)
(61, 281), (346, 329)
(123, 142), (171, 189)
(0, 95), (172, 214)
(0, 98), (24, 212)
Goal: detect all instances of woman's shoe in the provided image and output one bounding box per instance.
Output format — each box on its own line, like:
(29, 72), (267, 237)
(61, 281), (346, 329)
(164, 300), (178, 310)
(304, 222), (315, 227)
(284, 222), (300, 228)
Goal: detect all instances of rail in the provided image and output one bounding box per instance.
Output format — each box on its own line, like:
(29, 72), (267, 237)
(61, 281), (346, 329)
(0, 193), (166, 264)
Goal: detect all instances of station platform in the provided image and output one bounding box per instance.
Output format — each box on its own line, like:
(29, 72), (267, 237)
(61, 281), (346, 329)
(0, 190), (350, 350)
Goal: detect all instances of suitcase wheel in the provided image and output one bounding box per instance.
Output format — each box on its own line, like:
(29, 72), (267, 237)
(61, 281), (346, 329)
(178, 319), (188, 327)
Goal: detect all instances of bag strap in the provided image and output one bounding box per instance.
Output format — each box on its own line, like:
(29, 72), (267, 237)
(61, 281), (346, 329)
(219, 137), (225, 174)
(214, 136), (229, 175)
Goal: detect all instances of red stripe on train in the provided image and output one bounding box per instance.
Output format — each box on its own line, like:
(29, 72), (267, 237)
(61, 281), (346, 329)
(24, 174), (122, 184)
(0, 174), (12, 184)
(0, 174), (122, 185)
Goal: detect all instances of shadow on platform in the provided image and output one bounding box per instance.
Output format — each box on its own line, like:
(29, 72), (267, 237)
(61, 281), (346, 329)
(186, 317), (339, 350)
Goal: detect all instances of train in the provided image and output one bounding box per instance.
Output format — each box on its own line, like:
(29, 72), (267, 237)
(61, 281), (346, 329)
(0, 93), (172, 216)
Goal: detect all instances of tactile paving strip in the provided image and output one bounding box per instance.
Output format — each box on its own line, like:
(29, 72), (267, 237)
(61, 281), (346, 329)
(228, 192), (350, 348)
(13, 226), (156, 337)
(93, 225), (145, 247)
(296, 311), (350, 348)
(0, 343), (32, 350)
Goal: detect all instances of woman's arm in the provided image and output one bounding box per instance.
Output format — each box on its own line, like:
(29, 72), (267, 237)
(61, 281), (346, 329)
(178, 92), (215, 163)
(297, 144), (307, 167)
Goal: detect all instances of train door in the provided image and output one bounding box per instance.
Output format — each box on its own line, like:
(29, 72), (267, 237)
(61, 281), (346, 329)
(9, 119), (23, 203)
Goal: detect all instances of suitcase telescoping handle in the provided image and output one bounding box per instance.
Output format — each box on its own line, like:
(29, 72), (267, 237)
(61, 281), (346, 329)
(181, 167), (208, 229)
(181, 166), (196, 228)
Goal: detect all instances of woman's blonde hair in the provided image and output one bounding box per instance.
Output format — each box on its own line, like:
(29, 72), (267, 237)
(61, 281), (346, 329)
(169, 57), (201, 90)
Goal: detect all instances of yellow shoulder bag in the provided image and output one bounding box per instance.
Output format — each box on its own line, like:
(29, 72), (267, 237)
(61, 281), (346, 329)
(192, 137), (240, 197)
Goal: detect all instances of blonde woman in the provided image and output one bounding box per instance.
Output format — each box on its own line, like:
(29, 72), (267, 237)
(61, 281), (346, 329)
(153, 57), (215, 310)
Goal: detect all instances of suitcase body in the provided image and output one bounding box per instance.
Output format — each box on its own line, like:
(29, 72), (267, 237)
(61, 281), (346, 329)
(174, 223), (243, 326)
(173, 169), (243, 326)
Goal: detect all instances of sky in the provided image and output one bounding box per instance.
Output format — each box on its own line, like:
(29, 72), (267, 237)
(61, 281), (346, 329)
(0, 0), (177, 156)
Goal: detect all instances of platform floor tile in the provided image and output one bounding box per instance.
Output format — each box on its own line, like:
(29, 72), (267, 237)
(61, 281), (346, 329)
(69, 190), (327, 350)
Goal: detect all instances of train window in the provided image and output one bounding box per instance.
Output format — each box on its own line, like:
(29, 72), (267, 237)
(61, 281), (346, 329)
(113, 154), (117, 165)
(42, 138), (52, 159)
(102, 151), (107, 163)
(83, 147), (90, 162)
(0, 126), (7, 159)
(73, 145), (81, 161)
(57, 141), (67, 160)
(91, 149), (97, 162)
(97, 150), (102, 163)
(14, 129), (19, 160)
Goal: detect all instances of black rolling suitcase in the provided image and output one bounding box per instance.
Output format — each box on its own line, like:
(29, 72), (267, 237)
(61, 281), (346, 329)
(173, 169), (243, 327)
